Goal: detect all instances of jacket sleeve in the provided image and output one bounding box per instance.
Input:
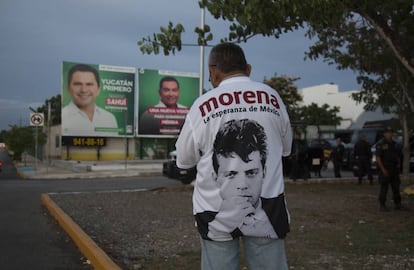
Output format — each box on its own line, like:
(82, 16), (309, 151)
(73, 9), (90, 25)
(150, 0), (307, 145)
(281, 106), (292, 157)
(176, 116), (199, 169)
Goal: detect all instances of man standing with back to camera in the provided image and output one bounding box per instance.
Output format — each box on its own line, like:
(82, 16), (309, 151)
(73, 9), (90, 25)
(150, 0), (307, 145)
(176, 43), (292, 270)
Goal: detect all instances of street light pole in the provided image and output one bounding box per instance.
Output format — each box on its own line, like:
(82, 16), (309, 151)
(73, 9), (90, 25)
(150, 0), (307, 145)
(199, 7), (205, 96)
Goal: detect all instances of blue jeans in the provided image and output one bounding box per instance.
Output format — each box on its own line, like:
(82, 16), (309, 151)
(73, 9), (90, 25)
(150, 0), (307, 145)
(200, 237), (288, 270)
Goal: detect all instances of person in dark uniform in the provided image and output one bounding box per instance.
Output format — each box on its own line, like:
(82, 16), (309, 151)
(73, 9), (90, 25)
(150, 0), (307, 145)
(290, 131), (308, 181)
(331, 137), (345, 178)
(376, 127), (404, 211)
(353, 134), (373, 184)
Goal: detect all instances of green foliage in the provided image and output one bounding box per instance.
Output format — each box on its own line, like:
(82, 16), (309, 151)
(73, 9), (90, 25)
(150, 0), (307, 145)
(198, 0), (414, 77)
(137, 22), (185, 55)
(4, 126), (46, 161)
(35, 94), (61, 125)
(304, 1), (414, 113)
(2, 95), (54, 160)
(299, 103), (342, 126)
(199, 0), (305, 41)
(0, 130), (7, 142)
(263, 75), (302, 121)
(195, 24), (213, 46)
(137, 0), (414, 79)
(136, 0), (413, 132)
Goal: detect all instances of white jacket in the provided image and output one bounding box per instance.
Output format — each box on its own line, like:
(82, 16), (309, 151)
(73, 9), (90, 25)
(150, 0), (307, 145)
(176, 76), (292, 241)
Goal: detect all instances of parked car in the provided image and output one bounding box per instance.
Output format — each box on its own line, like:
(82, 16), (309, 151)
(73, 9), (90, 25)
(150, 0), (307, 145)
(162, 150), (196, 184)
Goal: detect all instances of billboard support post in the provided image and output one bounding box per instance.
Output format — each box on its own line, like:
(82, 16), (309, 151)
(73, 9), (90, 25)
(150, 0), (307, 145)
(46, 101), (51, 173)
(124, 110), (128, 171)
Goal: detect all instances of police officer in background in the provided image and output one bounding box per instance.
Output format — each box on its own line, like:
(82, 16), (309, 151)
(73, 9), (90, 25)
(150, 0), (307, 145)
(290, 131), (308, 181)
(353, 133), (373, 184)
(331, 137), (345, 178)
(375, 127), (404, 211)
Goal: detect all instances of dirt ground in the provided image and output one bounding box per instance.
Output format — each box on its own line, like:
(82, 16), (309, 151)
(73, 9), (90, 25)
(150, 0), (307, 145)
(51, 179), (414, 270)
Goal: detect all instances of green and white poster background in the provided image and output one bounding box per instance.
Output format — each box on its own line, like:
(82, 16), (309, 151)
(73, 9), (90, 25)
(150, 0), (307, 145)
(137, 68), (199, 136)
(62, 61), (136, 137)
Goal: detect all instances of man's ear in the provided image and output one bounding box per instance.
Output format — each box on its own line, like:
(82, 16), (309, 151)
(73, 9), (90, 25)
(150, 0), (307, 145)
(263, 165), (266, 178)
(211, 72), (222, 88)
(245, 64), (252, 76)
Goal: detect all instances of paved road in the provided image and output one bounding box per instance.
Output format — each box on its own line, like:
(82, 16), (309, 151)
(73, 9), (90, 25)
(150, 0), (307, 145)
(0, 147), (359, 270)
(0, 149), (181, 270)
(0, 148), (20, 179)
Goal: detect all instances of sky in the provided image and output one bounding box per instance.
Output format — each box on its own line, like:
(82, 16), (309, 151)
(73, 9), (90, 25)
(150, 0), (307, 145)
(0, 0), (361, 131)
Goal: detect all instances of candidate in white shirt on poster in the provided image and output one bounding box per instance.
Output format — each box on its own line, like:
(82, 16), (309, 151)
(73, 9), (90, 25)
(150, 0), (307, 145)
(62, 64), (118, 137)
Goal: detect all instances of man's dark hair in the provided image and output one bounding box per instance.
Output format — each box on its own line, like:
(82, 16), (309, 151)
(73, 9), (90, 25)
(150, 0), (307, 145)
(209, 43), (248, 73)
(212, 119), (267, 174)
(159, 76), (180, 91)
(67, 64), (100, 87)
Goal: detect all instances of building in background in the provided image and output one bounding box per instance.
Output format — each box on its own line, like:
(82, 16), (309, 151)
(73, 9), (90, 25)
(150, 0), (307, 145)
(299, 83), (395, 129)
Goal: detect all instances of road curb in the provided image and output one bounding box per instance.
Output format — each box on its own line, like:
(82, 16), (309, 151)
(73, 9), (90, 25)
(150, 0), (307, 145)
(13, 162), (27, 179)
(286, 177), (360, 184)
(41, 193), (122, 270)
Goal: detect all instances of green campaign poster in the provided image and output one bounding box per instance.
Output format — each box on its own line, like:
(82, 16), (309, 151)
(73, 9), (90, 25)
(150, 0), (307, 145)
(62, 61), (136, 137)
(137, 68), (200, 137)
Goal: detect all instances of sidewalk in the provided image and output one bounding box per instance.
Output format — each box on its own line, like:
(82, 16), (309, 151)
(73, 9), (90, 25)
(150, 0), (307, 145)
(16, 157), (164, 179)
(15, 156), (414, 189)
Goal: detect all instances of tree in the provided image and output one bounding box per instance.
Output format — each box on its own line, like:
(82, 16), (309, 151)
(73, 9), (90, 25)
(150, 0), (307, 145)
(304, 6), (414, 175)
(35, 94), (61, 125)
(298, 103), (342, 127)
(139, 1), (414, 79)
(263, 75), (302, 121)
(4, 125), (46, 161)
(0, 130), (7, 143)
(137, 0), (414, 175)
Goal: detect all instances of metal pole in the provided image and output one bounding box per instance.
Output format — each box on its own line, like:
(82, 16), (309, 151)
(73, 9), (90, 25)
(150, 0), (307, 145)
(35, 126), (38, 173)
(46, 101), (51, 173)
(199, 7), (205, 96)
(124, 110), (128, 171)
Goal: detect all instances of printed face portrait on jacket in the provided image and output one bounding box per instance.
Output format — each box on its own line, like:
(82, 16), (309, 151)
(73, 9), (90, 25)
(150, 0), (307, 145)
(213, 119), (267, 207)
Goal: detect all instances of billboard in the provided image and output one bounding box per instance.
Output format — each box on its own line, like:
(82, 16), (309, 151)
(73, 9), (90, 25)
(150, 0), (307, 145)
(62, 61), (135, 137)
(137, 69), (199, 136)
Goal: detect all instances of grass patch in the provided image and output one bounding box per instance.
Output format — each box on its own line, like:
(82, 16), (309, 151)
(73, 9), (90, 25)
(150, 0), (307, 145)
(54, 180), (414, 269)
